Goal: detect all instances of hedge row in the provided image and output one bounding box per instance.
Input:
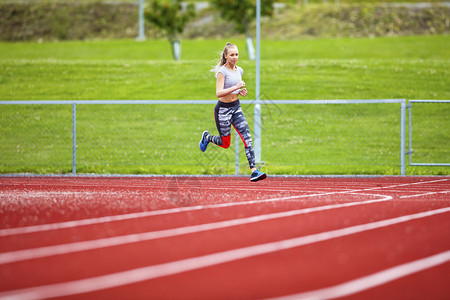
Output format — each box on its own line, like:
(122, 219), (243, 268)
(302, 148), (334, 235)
(0, 2), (151, 41)
(0, 2), (449, 41)
(262, 4), (450, 38)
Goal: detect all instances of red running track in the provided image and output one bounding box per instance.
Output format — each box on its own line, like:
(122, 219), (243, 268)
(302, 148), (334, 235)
(0, 176), (449, 299)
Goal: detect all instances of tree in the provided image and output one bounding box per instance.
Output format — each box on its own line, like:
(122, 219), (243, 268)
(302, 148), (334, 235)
(211, 0), (274, 60)
(145, 0), (195, 60)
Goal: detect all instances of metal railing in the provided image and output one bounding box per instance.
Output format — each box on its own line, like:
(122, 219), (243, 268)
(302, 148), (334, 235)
(408, 100), (450, 167)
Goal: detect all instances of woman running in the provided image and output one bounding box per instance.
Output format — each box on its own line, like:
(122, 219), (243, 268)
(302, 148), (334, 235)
(199, 42), (266, 182)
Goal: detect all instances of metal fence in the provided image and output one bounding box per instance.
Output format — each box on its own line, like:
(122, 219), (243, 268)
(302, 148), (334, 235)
(1, 99), (448, 176)
(408, 100), (450, 167)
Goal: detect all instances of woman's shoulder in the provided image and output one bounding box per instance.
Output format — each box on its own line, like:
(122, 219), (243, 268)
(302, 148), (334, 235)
(215, 65), (228, 78)
(217, 65), (228, 73)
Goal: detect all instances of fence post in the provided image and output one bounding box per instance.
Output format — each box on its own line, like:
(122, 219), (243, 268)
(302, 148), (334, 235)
(401, 100), (406, 175)
(235, 132), (239, 175)
(254, 0), (262, 164)
(72, 103), (77, 175)
(254, 103), (261, 163)
(408, 102), (413, 166)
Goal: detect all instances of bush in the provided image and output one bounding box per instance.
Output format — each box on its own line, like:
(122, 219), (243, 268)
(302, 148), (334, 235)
(0, 2), (143, 41)
(261, 4), (450, 38)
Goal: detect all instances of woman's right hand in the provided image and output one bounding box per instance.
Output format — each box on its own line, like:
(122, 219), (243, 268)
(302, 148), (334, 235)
(236, 81), (245, 90)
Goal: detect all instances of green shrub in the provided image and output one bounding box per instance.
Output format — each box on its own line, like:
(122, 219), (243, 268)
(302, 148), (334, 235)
(262, 4), (450, 38)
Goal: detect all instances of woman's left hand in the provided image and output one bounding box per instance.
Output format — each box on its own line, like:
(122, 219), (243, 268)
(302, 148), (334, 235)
(239, 88), (248, 97)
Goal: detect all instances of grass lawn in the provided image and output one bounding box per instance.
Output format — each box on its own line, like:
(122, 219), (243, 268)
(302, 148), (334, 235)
(0, 36), (449, 175)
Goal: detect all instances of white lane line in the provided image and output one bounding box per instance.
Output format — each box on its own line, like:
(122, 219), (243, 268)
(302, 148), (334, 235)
(0, 193), (391, 265)
(0, 188), (342, 198)
(274, 250), (450, 300)
(0, 207), (448, 300)
(0, 178), (447, 237)
(0, 182), (345, 192)
(399, 190), (450, 199)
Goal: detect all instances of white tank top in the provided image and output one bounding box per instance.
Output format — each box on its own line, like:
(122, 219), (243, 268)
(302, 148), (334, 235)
(217, 65), (244, 95)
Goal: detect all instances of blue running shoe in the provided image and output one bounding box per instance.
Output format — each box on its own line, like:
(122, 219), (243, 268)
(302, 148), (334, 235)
(199, 130), (210, 152)
(250, 166), (266, 182)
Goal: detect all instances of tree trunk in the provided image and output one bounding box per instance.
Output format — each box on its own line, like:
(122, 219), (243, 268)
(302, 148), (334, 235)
(243, 20), (255, 61)
(246, 36), (256, 61)
(170, 39), (181, 61)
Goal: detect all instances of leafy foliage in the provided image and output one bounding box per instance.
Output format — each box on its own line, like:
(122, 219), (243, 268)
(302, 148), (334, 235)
(0, 2), (140, 41)
(144, 0), (195, 43)
(264, 4), (450, 38)
(211, 0), (274, 35)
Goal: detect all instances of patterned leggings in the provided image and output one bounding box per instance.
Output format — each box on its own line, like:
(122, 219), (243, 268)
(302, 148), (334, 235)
(207, 100), (256, 169)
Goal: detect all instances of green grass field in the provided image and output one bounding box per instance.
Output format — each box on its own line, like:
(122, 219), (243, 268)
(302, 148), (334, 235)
(0, 36), (449, 175)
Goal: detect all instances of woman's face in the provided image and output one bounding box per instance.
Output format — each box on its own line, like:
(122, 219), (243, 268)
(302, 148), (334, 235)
(226, 47), (239, 65)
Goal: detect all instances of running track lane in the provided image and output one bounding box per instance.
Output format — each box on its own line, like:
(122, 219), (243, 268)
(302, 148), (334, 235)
(1, 208), (449, 299)
(2, 176), (446, 229)
(0, 176), (448, 299)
